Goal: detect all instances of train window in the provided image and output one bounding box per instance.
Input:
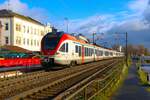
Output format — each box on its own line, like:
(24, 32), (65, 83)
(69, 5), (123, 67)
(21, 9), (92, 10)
(79, 46), (81, 57)
(75, 45), (78, 53)
(59, 43), (66, 52)
(110, 52), (113, 56)
(86, 47), (88, 56)
(89, 48), (91, 56)
(84, 47), (86, 56)
(95, 49), (97, 56)
(91, 49), (93, 55)
(105, 51), (109, 56)
(90, 48), (92, 56)
(88, 48), (89, 56)
(43, 33), (62, 50)
(66, 43), (68, 52)
(100, 50), (103, 56)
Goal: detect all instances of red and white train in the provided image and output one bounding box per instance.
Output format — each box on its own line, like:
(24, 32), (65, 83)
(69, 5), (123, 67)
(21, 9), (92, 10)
(41, 32), (124, 68)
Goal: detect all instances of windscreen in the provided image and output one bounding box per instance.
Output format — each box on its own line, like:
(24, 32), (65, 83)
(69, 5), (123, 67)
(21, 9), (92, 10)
(42, 32), (63, 50)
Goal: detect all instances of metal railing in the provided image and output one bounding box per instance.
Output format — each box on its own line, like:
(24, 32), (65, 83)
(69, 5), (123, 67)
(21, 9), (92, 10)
(64, 62), (124, 100)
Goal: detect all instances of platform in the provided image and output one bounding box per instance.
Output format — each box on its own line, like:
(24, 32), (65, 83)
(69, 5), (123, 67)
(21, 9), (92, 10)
(112, 63), (150, 100)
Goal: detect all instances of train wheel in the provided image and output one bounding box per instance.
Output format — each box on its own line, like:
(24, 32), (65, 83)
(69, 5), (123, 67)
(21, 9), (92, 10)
(69, 61), (75, 67)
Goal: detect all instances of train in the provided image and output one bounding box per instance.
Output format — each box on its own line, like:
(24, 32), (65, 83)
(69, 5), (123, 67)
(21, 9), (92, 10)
(40, 31), (124, 68)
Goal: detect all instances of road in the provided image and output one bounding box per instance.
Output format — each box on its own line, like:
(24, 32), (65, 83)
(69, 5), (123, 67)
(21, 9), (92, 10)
(112, 63), (150, 100)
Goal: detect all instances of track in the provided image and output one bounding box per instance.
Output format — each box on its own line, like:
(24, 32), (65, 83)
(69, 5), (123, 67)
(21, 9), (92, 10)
(0, 58), (120, 100)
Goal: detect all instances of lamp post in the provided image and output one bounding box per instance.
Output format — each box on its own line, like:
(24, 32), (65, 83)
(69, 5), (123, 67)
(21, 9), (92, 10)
(64, 17), (69, 33)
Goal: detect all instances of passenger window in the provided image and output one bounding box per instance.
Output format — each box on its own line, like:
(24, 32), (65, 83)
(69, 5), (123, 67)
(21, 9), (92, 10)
(79, 46), (81, 57)
(66, 43), (68, 52)
(75, 45), (78, 53)
(59, 43), (66, 52)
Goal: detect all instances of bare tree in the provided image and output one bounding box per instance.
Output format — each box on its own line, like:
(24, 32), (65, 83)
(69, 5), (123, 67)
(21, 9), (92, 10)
(122, 44), (149, 56)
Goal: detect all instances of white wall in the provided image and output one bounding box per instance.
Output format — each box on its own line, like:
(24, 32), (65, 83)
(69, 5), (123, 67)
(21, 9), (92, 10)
(0, 17), (12, 45)
(0, 17), (52, 51)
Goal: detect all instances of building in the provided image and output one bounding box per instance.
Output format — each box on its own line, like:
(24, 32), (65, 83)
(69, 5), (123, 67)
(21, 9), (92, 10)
(0, 9), (52, 51)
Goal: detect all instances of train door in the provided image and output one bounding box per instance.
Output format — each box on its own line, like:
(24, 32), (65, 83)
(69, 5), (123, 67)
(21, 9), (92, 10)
(82, 45), (84, 64)
(78, 46), (82, 64)
(71, 42), (76, 61)
(59, 42), (69, 65)
(65, 42), (69, 64)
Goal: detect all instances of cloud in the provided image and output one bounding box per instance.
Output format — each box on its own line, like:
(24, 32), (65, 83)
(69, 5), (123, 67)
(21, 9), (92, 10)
(64, 0), (150, 48)
(0, 0), (150, 48)
(0, 0), (51, 24)
(128, 0), (149, 13)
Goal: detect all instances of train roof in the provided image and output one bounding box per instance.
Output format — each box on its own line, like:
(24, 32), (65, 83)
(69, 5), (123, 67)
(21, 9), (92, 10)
(44, 32), (121, 52)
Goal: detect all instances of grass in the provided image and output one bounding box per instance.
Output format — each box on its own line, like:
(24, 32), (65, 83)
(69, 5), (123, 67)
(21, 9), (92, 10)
(138, 69), (148, 85)
(107, 59), (130, 100)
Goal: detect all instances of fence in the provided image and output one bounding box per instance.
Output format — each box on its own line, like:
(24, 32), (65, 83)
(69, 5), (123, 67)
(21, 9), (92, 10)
(65, 62), (126, 100)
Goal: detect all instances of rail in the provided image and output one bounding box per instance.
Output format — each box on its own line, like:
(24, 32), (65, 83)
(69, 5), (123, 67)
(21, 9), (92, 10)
(54, 60), (120, 99)
(0, 59), (114, 100)
(58, 60), (124, 100)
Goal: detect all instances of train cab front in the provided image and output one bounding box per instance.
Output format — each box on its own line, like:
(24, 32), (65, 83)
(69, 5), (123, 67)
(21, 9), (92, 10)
(40, 32), (64, 69)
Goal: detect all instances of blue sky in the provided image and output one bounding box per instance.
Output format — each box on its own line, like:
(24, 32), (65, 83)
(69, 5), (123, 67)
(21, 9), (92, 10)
(0, 0), (132, 19)
(0, 0), (150, 48)
(20, 0), (130, 19)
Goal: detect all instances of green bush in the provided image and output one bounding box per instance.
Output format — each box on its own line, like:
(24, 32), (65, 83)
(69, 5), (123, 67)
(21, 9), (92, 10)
(138, 69), (148, 85)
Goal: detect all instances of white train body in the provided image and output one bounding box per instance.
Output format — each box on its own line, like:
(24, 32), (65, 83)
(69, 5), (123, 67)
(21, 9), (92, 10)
(41, 32), (124, 67)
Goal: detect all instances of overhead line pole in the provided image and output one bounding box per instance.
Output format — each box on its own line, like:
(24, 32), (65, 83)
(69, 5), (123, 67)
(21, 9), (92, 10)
(64, 17), (69, 33)
(93, 32), (96, 44)
(125, 32), (128, 66)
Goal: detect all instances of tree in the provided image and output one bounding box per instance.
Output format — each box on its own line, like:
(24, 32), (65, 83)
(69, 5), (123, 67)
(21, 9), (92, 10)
(137, 45), (145, 56)
(122, 44), (149, 56)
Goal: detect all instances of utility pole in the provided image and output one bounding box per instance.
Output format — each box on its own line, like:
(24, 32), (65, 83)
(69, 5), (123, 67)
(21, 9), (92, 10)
(125, 32), (128, 66)
(93, 32), (96, 44)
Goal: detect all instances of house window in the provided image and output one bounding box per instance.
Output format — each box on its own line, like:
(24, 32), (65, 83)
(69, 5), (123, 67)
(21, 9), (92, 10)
(23, 38), (25, 45)
(27, 26), (29, 33)
(34, 28), (36, 35)
(5, 23), (8, 30)
(27, 39), (29, 45)
(31, 27), (33, 34)
(31, 39), (33, 46)
(5, 37), (8, 44)
(41, 31), (44, 36)
(23, 25), (26, 33)
(16, 24), (21, 32)
(34, 40), (36, 46)
(37, 41), (39, 46)
(19, 25), (21, 32)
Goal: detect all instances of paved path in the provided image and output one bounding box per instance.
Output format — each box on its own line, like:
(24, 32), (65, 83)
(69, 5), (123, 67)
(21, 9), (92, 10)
(112, 63), (150, 100)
